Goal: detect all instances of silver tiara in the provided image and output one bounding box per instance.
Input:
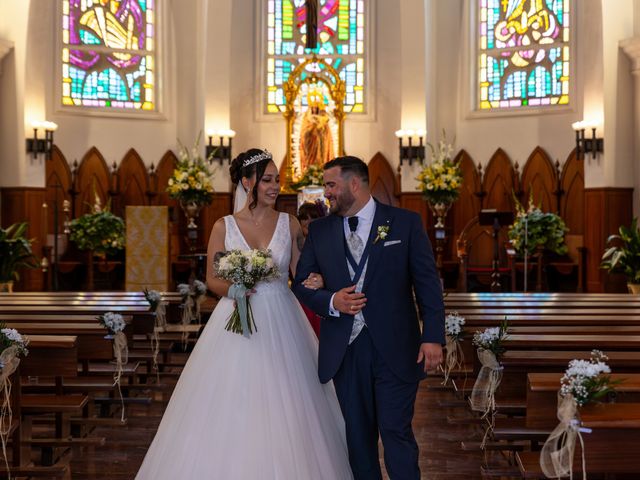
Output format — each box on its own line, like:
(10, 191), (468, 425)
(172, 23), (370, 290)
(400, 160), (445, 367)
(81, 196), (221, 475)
(243, 150), (272, 167)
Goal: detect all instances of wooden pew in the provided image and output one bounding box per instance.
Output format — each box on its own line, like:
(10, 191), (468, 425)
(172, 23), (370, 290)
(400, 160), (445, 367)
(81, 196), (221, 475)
(516, 403), (640, 477)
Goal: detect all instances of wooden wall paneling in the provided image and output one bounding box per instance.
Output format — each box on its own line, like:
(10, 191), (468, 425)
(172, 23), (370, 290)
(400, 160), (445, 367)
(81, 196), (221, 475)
(450, 150), (481, 258)
(482, 149), (517, 212)
(45, 146), (73, 238)
(115, 149), (150, 218)
(153, 151), (178, 207)
(520, 146), (557, 212)
(584, 188), (633, 293)
(400, 193), (430, 230)
(0, 187), (46, 290)
(560, 150), (585, 235)
(200, 193), (234, 250)
(368, 152), (399, 207)
(75, 147), (111, 216)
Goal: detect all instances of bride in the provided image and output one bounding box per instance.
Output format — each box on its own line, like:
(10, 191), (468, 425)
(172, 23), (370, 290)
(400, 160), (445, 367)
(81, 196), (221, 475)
(136, 149), (352, 479)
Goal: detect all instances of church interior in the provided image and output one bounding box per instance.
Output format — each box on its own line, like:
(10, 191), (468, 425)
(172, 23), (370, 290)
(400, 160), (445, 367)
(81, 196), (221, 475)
(1, 0), (640, 478)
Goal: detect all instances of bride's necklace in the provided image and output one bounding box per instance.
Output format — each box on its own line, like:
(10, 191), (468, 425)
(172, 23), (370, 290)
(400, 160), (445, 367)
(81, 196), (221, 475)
(249, 211), (269, 227)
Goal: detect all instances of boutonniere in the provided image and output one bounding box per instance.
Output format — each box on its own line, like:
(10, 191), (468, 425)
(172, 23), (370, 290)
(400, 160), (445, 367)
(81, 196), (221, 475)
(373, 223), (390, 244)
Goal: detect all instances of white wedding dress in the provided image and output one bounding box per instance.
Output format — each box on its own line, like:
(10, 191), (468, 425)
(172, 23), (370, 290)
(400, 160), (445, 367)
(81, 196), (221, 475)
(136, 213), (352, 480)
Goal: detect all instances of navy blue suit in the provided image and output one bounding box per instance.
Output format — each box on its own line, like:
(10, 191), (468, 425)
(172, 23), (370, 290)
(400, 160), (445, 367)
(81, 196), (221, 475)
(293, 201), (445, 479)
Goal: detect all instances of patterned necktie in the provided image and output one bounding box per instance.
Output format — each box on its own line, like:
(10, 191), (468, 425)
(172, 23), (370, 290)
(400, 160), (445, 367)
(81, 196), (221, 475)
(346, 216), (364, 262)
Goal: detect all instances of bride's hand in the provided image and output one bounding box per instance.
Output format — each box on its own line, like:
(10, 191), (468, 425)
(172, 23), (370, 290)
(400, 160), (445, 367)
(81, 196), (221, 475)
(303, 273), (324, 290)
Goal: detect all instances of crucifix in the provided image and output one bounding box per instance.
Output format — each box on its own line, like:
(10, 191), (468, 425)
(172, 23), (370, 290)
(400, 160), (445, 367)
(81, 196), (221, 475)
(305, 0), (318, 50)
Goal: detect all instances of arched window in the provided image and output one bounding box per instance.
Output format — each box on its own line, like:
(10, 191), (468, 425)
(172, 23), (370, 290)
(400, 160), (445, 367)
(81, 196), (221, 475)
(477, 0), (570, 110)
(61, 0), (157, 112)
(265, 0), (366, 114)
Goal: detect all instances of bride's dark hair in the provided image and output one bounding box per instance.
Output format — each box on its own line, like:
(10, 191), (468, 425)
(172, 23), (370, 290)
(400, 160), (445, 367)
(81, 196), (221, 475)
(229, 149), (274, 211)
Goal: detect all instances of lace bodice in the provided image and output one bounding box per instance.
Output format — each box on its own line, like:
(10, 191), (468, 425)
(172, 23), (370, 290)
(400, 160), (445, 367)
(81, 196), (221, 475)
(223, 213), (291, 292)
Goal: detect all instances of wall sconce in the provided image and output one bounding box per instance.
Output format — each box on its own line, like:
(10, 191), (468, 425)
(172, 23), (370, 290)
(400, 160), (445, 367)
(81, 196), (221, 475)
(571, 120), (603, 160)
(206, 129), (236, 164)
(26, 121), (58, 160)
(395, 129), (426, 165)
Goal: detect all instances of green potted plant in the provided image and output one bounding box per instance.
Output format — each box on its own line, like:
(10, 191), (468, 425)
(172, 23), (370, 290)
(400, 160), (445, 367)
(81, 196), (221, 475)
(508, 193), (569, 257)
(0, 222), (39, 292)
(69, 193), (125, 258)
(601, 218), (640, 293)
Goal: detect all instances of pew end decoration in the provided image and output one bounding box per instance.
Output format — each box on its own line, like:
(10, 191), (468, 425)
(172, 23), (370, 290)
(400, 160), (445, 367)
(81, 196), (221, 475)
(443, 312), (466, 385)
(601, 217), (640, 293)
(144, 288), (166, 380)
(214, 249), (279, 338)
(96, 312), (127, 422)
(508, 192), (569, 257)
(540, 350), (620, 480)
(0, 222), (39, 293)
(0, 326), (29, 475)
(69, 192), (125, 258)
(470, 319), (509, 447)
(177, 281), (207, 349)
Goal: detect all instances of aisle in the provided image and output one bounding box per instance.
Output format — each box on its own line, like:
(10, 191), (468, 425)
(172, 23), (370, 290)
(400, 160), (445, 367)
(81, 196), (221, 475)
(68, 370), (484, 479)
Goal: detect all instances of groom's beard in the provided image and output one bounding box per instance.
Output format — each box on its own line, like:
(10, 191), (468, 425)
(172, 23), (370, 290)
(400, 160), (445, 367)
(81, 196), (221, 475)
(328, 190), (355, 216)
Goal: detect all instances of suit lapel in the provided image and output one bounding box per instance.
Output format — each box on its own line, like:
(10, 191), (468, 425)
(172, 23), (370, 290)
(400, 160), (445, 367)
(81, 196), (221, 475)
(362, 201), (392, 292)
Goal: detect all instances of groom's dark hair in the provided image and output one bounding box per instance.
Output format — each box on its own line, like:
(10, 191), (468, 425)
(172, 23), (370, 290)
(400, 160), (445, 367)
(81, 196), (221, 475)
(324, 156), (369, 184)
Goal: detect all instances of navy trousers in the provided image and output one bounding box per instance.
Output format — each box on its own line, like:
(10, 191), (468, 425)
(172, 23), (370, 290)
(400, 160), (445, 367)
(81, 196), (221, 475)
(332, 329), (420, 480)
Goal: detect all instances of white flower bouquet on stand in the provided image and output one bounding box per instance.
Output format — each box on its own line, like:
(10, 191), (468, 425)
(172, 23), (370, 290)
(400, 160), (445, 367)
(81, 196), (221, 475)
(470, 319), (509, 447)
(96, 312), (127, 422)
(443, 312), (466, 385)
(0, 326), (28, 476)
(540, 350), (620, 479)
(215, 249), (279, 338)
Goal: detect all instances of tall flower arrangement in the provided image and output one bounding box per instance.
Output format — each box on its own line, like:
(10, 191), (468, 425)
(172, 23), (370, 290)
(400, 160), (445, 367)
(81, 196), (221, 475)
(416, 134), (462, 228)
(166, 135), (215, 206)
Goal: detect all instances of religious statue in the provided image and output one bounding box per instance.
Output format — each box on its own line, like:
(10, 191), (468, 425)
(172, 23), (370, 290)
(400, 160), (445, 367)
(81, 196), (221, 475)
(298, 85), (334, 172)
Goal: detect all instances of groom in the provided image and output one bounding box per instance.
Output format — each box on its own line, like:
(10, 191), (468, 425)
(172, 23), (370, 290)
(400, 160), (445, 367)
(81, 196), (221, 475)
(293, 156), (445, 480)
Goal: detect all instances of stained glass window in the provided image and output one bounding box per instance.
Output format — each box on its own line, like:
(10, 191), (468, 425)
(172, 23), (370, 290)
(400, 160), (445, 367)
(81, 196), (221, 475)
(266, 0), (365, 114)
(61, 0), (156, 111)
(478, 0), (570, 110)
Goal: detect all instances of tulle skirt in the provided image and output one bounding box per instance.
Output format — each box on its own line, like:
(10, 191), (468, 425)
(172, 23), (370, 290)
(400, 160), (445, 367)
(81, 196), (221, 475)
(136, 284), (352, 480)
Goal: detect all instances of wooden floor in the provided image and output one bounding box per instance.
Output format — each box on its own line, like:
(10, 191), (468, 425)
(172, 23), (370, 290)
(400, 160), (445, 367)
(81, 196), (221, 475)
(64, 370), (485, 480)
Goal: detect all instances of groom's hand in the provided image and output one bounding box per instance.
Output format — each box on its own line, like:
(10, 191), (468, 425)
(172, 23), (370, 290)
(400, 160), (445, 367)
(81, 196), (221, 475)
(333, 285), (367, 315)
(417, 343), (443, 372)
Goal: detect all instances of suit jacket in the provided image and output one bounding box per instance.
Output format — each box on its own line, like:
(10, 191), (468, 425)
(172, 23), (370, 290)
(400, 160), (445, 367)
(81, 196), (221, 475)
(293, 201), (445, 384)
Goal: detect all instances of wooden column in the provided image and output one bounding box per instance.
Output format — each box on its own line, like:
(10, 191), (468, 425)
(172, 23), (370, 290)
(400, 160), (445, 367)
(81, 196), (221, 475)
(584, 188), (633, 293)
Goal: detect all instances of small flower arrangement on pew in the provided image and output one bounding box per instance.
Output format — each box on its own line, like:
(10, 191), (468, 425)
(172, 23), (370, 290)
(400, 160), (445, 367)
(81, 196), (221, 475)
(96, 312), (127, 422)
(470, 319), (509, 446)
(0, 325), (29, 474)
(540, 350), (620, 479)
(442, 312), (466, 385)
(214, 249), (279, 338)
(143, 289), (166, 379)
(177, 280), (207, 326)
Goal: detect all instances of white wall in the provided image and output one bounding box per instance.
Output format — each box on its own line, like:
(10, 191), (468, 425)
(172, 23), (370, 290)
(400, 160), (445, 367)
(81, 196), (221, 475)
(0, 0), (638, 203)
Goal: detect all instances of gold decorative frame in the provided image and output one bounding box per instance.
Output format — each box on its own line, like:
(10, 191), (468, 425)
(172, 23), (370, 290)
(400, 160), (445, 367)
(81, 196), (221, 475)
(282, 55), (346, 191)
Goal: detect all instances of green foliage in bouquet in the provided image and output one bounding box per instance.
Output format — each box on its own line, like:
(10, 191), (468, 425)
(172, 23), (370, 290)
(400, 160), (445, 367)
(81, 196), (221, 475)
(69, 193), (125, 256)
(0, 222), (38, 282)
(290, 164), (324, 191)
(601, 217), (640, 284)
(508, 192), (568, 256)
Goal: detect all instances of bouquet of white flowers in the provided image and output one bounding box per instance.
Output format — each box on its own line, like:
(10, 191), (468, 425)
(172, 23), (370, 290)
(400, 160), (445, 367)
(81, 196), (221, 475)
(215, 249), (279, 337)
(560, 350), (616, 407)
(97, 312), (126, 336)
(445, 312), (465, 341)
(443, 312), (465, 385)
(472, 319), (509, 361)
(143, 288), (162, 311)
(177, 281), (207, 326)
(0, 325), (29, 475)
(540, 351), (620, 479)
